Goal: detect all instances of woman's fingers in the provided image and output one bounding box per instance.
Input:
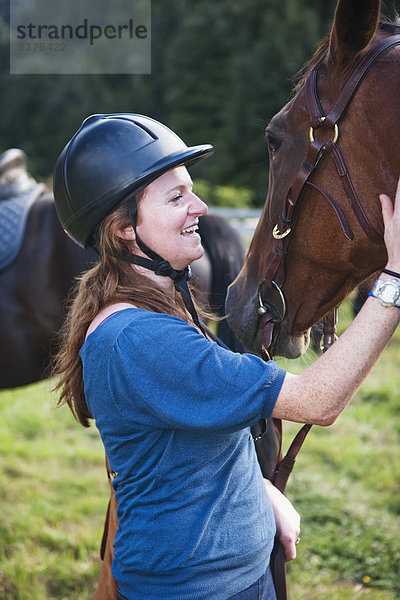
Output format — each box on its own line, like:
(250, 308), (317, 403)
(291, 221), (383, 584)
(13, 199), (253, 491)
(279, 526), (301, 562)
(380, 175), (400, 270)
(264, 479), (301, 562)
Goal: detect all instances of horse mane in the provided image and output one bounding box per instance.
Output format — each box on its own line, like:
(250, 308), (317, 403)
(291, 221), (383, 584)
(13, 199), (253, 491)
(292, 14), (400, 96)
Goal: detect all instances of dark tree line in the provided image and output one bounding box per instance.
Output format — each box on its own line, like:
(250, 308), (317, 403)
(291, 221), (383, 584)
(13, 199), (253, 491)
(2, 0), (390, 205)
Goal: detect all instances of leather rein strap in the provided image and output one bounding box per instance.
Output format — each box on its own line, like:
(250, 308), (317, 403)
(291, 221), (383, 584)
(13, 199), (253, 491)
(266, 34), (400, 600)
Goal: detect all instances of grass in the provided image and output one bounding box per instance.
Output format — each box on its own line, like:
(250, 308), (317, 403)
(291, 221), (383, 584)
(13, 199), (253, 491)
(276, 297), (400, 599)
(0, 383), (106, 599)
(0, 296), (399, 599)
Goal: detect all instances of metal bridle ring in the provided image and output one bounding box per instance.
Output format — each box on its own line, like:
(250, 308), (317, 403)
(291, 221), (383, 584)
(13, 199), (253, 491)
(319, 333), (339, 353)
(273, 224), (291, 239)
(309, 117), (339, 144)
(257, 280), (286, 323)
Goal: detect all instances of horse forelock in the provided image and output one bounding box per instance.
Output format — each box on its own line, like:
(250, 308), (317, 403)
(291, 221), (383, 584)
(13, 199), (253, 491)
(292, 35), (330, 96)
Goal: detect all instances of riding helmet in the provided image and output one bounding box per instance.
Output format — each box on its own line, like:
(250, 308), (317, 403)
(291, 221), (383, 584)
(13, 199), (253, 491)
(53, 113), (214, 249)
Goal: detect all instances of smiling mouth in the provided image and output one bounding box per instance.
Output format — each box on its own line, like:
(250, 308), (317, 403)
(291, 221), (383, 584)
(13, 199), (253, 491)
(181, 224), (199, 235)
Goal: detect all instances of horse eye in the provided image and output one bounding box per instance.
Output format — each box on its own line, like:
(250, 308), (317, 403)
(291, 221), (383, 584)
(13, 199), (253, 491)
(266, 135), (281, 158)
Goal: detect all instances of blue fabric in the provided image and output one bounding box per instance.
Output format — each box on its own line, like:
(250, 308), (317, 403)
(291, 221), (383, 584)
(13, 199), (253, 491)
(227, 567), (276, 600)
(118, 566), (276, 600)
(80, 308), (286, 600)
(0, 183), (44, 272)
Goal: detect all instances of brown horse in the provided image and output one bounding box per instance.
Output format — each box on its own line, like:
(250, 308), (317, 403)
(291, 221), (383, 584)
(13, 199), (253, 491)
(226, 0), (400, 359)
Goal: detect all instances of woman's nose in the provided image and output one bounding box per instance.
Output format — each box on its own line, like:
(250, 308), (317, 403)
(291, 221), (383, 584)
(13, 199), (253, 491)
(189, 193), (208, 216)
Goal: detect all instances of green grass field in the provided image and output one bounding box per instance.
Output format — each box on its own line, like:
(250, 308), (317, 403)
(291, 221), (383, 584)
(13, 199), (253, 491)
(0, 298), (399, 599)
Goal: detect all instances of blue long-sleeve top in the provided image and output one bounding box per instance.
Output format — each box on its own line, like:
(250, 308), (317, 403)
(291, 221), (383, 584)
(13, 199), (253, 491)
(80, 308), (286, 600)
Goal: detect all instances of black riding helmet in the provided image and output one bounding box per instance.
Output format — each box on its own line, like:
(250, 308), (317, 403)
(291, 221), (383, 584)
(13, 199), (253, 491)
(53, 113), (214, 330)
(53, 113), (213, 249)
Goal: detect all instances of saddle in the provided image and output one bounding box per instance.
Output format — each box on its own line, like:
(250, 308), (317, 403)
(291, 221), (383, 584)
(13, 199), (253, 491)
(0, 148), (46, 272)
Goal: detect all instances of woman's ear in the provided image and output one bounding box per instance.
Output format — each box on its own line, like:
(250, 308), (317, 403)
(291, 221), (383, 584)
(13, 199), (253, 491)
(117, 225), (136, 241)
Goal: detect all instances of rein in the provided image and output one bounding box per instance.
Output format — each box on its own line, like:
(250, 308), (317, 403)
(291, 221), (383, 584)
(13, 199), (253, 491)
(261, 34), (400, 600)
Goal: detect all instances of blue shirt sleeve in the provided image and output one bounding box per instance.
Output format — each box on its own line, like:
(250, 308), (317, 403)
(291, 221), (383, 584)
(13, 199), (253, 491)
(105, 311), (286, 433)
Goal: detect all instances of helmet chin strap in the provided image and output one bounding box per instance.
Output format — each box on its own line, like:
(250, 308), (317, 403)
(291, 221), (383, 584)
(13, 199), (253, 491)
(109, 197), (207, 335)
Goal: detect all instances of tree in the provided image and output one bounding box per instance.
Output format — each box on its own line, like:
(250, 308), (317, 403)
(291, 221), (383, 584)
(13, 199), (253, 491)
(0, 0), (353, 203)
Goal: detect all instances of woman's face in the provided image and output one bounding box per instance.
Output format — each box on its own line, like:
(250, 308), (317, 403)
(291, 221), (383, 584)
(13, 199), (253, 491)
(135, 166), (208, 270)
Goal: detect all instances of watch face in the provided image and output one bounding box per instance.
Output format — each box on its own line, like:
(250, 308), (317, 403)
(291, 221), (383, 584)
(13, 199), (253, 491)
(379, 282), (399, 304)
(371, 279), (400, 307)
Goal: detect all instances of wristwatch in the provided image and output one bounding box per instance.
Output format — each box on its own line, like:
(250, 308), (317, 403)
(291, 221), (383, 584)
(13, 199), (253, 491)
(369, 278), (400, 308)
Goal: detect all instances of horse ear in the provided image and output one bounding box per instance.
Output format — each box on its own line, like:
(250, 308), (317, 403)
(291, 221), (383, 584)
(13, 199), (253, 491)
(327, 0), (381, 71)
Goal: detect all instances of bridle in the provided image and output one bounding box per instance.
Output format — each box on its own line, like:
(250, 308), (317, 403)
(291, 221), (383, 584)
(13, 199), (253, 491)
(258, 33), (400, 361)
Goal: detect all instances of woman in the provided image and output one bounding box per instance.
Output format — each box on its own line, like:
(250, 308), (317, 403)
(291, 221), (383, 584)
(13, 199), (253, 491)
(53, 114), (400, 600)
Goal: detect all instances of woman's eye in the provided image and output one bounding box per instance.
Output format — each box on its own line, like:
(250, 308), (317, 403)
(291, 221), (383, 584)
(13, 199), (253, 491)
(170, 194), (183, 203)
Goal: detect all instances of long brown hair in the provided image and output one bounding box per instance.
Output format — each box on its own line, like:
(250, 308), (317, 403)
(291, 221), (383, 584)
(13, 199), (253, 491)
(53, 198), (210, 428)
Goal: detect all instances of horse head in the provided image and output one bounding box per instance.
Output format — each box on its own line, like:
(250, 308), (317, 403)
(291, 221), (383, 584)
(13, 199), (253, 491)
(226, 0), (400, 358)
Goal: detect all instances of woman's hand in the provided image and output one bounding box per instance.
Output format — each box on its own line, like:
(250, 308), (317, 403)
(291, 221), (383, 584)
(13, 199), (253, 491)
(380, 176), (400, 273)
(264, 479), (300, 562)
(273, 177), (400, 428)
